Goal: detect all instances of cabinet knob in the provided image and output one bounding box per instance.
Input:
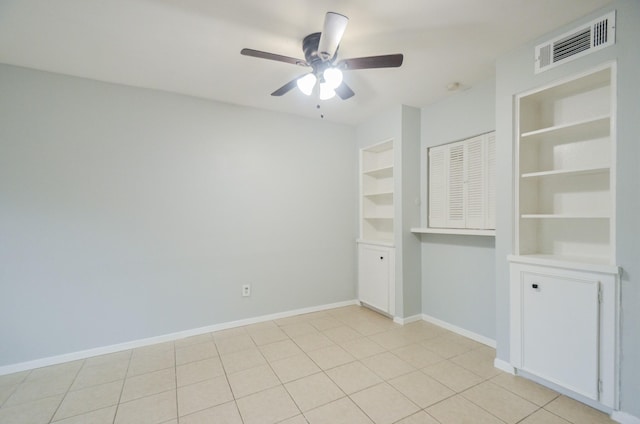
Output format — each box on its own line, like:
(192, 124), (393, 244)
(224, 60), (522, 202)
(380, 256), (384, 260)
(532, 283), (539, 289)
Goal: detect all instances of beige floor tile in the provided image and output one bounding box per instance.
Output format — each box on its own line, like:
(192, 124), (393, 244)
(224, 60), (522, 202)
(350, 382), (420, 424)
(259, 339), (304, 362)
(53, 380), (122, 421)
(227, 364), (280, 399)
(285, 372), (344, 412)
(292, 332), (336, 352)
(339, 337), (386, 359)
(178, 401), (242, 424)
(270, 353), (321, 383)
(174, 333), (213, 349)
(322, 326), (363, 343)
(304, 397), (373, 424)
(462, 381), (538, 423)
(519, 409), (572, 424)
(325, 361), (382, 395)
(490, 373), (559, 406)
(426, 394), (504, 424)
(177, 376), (233, 417)
(309, 317), (343, 331)
(175, 341), (218, 366)
(545, 396), (617, 424)
(394, 411), (441, 424)
(451, 347), (501, 379)
(0, 395), (63, 424)
(422, 360), (483, 392)
(131, 342), (174, 359)
(273, 315), (309, 327)
(306, 345), (355, 370)
(368, 330), (414, 350)
(83, 350), (131, 367)
(280, 415), (310, 424)
(244, 321), (279, 334)
(421, 335), (477, 358)
(114, 389), (177, 424)
(0, 371), (30, 388)
(4, 373), (73, 406)
(392, 344), (445, 369)
(250, 328), (290, 346)
(389, 371), (455, 408)
(236, 386), (300, 424)
(51, 405), (116, 424)
(220, 347), (267, 374)
(71, 358), (129, 390)
(26, 361), (83, 383)
(361, 352), (415, 380)
(0, 384), (17, 406)
(177, 357), (225, 387)
(281, 323), (319, 338)
(121, 368), (176, 402)
(127, 350), (175, 377)
(211, 327), (247, 341)
(215, 335), (256, 355)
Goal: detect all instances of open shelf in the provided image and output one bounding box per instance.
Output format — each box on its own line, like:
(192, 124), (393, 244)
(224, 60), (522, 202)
(521, 214), (610, 219)
(361, 140), (394, 243)
(411, 227), (495, 236)
(520, 115), (610, 143)
(521, 167), (609, 179)
(363, 165), (394, 178)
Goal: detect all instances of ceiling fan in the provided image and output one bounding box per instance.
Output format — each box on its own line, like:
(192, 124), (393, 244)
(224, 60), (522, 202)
(240, 12), (403, 100)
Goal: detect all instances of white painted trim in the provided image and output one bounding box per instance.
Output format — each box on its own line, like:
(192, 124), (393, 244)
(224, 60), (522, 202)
(494, 358), (515, 375)
(421, 313), (496, 348)
(393, 314), (422, 325)
(612, 411), (640, 424)
(411, 227), (496, 236)
(0, 299), (358, 376)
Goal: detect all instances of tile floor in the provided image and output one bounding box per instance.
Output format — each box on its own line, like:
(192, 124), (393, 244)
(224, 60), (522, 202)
(0, 305), (617, 424)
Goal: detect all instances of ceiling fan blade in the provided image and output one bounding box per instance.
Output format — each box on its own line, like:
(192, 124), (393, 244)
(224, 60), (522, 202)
(337, 54), (404, 70)
(318, 12), (349, 61)
(335, 81), (355, 100)
(241, 48), (308, 67)
(271, 76), (305, 96)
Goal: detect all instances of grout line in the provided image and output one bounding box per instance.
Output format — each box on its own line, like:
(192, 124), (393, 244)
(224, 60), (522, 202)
(111, 349), (133, 424)
(46, 360), (85, 424)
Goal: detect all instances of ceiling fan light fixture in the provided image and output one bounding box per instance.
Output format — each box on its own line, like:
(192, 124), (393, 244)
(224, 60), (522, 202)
(296, 73), (317, 96)
(323, 67), (343, 89)
(319, 81), (336, 100)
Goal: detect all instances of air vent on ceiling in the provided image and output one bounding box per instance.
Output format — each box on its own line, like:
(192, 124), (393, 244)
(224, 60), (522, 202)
(535, 11), (615, 73)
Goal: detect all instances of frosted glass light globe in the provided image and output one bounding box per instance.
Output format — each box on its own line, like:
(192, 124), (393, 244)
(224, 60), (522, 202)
(296, 73), (317, 96)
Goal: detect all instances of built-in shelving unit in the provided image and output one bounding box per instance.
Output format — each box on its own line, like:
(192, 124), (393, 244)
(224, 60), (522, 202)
(360, 140), (394, 243)
(515, 65), (615, 264)
(509, 63), (619, 410)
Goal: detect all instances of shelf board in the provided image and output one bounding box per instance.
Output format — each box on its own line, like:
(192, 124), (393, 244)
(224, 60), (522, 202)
(521, 214), (609, 219)
(363, 191), (394, 199)
(508, 254), (619, 275)
(364, 216), (394, 220)
(521, 166), (609, 179)
(363, 165), (393, 178)
(520, 115), (609, 143)
(411, 227), (496, 236)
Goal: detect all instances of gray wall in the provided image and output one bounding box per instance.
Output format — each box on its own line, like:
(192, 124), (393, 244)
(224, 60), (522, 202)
(0, 64), (357, 367)
(494, 0), (640, 416)
(419, 79), (497, 340)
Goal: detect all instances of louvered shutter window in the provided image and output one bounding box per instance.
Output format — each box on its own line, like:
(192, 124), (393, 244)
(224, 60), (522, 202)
(427, 132), (495, 230)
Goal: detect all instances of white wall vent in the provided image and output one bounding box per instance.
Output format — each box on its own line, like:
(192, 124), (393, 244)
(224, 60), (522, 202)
(535, 11), (615, 73)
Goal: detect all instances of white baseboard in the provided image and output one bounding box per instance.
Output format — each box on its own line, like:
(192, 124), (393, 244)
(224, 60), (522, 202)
(0, 299), (359, 376)
(612, 411), (640, 424)
(494, 358), (515, 374)
(393, 314), (423, 325)
(421, 314), (496, 348)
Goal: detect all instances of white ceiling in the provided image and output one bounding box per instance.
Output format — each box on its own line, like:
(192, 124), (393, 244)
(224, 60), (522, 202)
(0, 0), (612, 125)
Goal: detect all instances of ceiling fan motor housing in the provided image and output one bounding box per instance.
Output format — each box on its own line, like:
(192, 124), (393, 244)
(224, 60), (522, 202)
(302, 33), (335, 76)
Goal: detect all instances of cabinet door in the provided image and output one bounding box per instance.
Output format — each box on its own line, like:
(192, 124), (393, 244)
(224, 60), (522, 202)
(428, 145), (446, 228)
(358, 244), (392, 313)
(521, 272), (600, 399)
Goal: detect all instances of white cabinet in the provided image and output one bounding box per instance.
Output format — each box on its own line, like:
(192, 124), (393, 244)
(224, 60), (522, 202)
(510, 261), (619, 407)
(358, 242), (395, 315)
(428, 132), (495, 230)
(514, 65), (615, 265)
(361, 140), (394, 242)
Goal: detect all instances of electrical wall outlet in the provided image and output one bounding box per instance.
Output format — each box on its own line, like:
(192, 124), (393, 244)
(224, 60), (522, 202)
(242, 284), (251, 297)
